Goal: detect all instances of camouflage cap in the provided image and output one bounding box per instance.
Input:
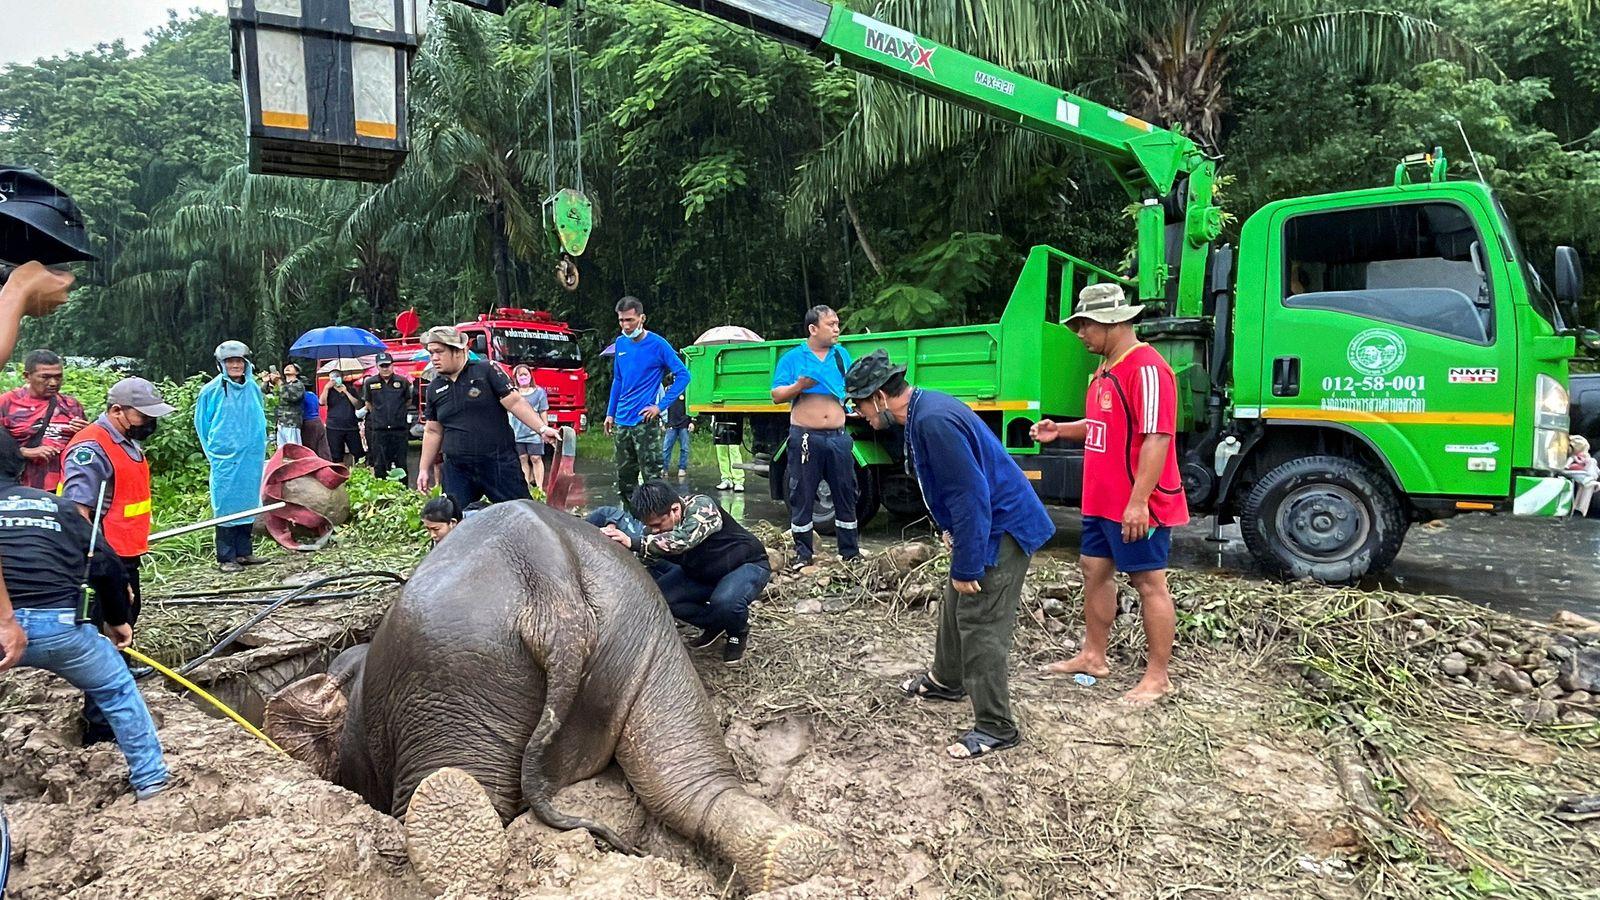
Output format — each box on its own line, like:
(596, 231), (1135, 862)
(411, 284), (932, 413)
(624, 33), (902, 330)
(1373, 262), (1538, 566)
(420, 325), (467, 350)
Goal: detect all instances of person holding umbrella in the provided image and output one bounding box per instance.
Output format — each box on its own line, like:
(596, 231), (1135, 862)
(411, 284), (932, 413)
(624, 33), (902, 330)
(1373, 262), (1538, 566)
(320, 362), (366, 467)
(194, 340), (269, 573)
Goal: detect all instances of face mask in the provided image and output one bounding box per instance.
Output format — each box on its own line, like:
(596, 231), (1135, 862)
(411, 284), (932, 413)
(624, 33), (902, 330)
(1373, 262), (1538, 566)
(125, 417), (159, 441)
(874, 401), (895, 431)
(622, 324), (643, 339)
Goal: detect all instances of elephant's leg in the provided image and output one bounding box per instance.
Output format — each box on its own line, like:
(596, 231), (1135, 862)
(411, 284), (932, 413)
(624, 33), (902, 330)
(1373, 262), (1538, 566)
(510, 552), (641, 854)
(404, 767), (509, 894)
(613, 660), (835, 890)
(264, 672), (348, 781)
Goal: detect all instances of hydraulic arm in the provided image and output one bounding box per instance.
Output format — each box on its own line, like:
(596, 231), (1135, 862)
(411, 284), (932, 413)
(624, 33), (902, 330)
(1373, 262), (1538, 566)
(585, 0), (1225, 313)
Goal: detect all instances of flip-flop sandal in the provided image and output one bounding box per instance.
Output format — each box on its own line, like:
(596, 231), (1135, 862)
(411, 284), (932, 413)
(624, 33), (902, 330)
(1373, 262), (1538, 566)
(901, 671), (965, 702)
(946, 729), (1020, 760)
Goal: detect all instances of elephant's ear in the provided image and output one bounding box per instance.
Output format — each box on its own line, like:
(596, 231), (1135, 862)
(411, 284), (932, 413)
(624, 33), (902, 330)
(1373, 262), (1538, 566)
(265, 673), (347, 780)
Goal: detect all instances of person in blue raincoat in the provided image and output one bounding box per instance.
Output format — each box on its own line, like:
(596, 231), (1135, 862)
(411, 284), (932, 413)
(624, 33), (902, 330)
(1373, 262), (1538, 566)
(194, 340), (269, 573)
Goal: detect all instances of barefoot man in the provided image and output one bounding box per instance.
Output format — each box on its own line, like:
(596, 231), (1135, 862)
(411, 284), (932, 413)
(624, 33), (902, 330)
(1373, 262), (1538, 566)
(1031, 283), (1188, 705)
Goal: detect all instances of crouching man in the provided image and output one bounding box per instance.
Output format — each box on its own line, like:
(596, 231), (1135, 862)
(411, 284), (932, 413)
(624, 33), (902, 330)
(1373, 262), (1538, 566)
(0, 430), (169, 800)
(598, 479), (772, 666)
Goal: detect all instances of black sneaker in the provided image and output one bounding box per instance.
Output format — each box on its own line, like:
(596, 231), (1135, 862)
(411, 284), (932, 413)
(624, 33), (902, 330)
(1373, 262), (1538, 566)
(689, 628), (723, 650)
(722, 633), (748, 666)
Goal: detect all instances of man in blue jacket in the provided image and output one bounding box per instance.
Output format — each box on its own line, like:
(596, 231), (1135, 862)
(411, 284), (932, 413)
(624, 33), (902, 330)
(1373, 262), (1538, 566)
(605, 297), (689, 511)
(847, 350), (1055, 760)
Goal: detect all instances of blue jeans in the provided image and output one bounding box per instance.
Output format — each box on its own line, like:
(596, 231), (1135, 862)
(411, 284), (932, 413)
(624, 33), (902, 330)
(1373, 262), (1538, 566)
(14, 608), (168, 791)
(662, 427), (691, 472)
(652, 561), (771, 637)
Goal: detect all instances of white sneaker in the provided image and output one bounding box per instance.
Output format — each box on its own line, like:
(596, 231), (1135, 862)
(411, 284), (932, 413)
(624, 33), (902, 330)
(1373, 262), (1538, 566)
(678, 468), (688, 478)
(733, 483), (745, 493)
(716, 480), (732, 490)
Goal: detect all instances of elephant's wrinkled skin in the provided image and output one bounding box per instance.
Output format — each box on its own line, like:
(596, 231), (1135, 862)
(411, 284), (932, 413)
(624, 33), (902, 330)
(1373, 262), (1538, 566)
(265, 500), (830, 890)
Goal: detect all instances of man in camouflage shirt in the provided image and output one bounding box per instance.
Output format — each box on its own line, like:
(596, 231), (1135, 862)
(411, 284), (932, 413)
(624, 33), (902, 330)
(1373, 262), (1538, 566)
(597, 479), (771, 666)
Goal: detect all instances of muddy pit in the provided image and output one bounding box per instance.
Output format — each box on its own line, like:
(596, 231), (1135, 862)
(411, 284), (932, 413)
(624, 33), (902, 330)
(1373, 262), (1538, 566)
(3, 552), (1595, 899)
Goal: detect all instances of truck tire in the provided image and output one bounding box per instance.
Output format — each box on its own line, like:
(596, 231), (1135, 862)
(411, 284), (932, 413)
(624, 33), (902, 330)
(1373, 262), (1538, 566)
(1238, 455), (1408, 583)
(784, 461), (882, 537)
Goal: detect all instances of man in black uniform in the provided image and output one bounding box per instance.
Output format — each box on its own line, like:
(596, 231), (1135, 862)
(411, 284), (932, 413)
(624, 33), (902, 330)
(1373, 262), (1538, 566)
(362, 352), (413, 480)
(0, 431), (170, 800)
(416, 325), (559, 509)
(320, 367), (365, 466)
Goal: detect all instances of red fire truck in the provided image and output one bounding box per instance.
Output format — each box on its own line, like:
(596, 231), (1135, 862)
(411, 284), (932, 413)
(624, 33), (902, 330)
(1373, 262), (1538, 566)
(379, 308), (589, 433)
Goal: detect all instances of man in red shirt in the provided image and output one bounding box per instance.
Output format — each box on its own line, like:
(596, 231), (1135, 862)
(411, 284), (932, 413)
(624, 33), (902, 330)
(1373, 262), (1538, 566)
(0, 348), (87, 490)
(1032, 283), (1188, 704)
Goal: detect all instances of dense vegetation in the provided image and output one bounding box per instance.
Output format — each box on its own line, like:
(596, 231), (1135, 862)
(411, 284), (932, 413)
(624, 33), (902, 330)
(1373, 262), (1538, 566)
(1, 0), (1595, 402)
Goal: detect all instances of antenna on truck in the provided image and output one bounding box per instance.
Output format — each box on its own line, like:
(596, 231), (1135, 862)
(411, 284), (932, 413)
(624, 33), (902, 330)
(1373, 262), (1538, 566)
(1456, 119), (1488, 184)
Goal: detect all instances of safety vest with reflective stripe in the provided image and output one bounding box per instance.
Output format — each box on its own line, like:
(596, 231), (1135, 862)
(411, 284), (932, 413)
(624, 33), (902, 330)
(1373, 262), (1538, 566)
(62, 423), (152, 556)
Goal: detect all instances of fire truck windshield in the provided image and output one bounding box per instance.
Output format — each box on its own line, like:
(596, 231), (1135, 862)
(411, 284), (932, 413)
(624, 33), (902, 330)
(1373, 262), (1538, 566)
(493, 328), (583, 369)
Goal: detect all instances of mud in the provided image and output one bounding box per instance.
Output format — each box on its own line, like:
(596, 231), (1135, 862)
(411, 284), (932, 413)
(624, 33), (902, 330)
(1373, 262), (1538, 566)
(4, 545), (1594, 898)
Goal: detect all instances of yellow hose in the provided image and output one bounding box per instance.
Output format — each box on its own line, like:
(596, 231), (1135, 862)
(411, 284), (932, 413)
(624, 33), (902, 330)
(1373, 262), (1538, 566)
(122, 646), (287, 756)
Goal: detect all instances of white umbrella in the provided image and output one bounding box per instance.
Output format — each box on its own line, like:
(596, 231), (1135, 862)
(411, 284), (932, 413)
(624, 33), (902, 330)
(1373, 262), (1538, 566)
(317, 356), (371, 374)
(694, 325), (764, 345)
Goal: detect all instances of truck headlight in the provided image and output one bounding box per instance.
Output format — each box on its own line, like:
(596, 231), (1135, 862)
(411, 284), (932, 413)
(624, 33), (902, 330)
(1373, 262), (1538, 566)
(1534, 374), (1570, 469)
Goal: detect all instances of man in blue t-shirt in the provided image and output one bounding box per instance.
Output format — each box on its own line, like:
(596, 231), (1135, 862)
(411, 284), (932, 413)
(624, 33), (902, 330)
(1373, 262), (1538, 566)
(605, 297), (690, 511)
(771, 305), (859, 567)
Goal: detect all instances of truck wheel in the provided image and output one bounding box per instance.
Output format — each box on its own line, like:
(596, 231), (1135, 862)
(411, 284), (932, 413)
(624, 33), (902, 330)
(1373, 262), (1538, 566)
(1238, 455), (1408, 583)
(784, 462), (882, 537)
(880, 472), (926, 519)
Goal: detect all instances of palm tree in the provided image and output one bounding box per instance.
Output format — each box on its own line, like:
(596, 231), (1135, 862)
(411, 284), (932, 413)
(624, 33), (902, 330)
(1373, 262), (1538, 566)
(348, 2), (555, 312)
(789, 0), (1492, 231)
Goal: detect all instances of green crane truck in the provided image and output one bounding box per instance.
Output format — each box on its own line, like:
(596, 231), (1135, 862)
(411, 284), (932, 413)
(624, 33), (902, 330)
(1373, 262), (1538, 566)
(663, 0), (1590, 581)
(243, 0), (1589, 581)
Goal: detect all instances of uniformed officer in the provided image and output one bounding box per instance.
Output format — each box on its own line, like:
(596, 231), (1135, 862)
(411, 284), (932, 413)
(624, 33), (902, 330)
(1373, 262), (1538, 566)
(59, 376), (176, 745)
(362, 351), (414, 479)
(416, 326), (559, 509)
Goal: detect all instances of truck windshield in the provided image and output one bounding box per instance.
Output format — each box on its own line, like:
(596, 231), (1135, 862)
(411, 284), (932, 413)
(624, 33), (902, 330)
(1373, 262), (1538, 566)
(1493, 196), (1564, 331)
(494, 329), (583, 369)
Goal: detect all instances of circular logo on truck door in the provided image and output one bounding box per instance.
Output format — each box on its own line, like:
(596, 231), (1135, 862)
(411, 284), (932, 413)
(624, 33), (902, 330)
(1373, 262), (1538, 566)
(1347, 328), (1407, 376)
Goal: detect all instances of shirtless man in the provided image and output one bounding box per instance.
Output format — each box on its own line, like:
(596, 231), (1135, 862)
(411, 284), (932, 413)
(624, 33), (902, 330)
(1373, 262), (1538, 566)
(770, 306), (860, 568)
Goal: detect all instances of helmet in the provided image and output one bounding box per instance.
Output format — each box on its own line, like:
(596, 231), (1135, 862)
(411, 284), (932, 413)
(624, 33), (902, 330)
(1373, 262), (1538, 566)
(214, 340), (252, 364)
(844, 349), (907, 400)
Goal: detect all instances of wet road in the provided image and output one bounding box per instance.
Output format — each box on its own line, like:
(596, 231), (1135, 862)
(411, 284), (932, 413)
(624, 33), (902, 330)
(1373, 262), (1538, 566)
(552, 453), (1600, 623)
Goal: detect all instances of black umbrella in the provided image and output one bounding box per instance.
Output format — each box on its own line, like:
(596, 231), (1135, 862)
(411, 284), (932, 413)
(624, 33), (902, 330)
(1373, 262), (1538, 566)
(0, 165), (97, 266)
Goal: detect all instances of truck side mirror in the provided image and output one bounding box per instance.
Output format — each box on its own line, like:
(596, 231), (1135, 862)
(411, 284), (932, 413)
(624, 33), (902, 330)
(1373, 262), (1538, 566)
(1555, 246), (1584, 306)
(470, 334), (488, 355)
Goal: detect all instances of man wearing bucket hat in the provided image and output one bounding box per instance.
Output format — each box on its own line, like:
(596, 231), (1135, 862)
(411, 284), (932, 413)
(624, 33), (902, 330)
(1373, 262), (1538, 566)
(417, 325), (559, 508)
(1032, 282), (1188, 705)
(845, 349), (1055, 760)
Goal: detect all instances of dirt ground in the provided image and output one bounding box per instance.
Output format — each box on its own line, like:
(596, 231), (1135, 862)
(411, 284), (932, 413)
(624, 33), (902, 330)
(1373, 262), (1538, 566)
(2, 547), (1597, 899)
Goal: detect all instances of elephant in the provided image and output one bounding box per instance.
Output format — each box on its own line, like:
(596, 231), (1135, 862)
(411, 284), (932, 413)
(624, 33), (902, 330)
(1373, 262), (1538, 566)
(264, 500), (832, 892)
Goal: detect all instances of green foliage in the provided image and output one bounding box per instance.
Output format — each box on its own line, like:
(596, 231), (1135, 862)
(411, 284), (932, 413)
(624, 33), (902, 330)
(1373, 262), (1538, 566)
(847, 232), (1009, 332)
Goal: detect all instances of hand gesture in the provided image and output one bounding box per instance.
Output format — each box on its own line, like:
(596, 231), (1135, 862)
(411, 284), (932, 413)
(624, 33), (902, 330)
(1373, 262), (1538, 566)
(795, 375), (818, 390)
(640, 405), (660, 421)
(67, 416), (91, 434)
(1121, 500), (1152, 544)
(105, 623), (134, 650)
(951, 578), (981, 596)
(2, 261), (75, 318)
(417, 468), (433, 493)
(1030, 419), (1060, 444)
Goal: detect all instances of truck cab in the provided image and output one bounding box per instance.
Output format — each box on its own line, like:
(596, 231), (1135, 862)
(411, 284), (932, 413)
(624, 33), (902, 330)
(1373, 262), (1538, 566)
(1208, 169), (1581, 579)
(449, 309), (588, 432)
